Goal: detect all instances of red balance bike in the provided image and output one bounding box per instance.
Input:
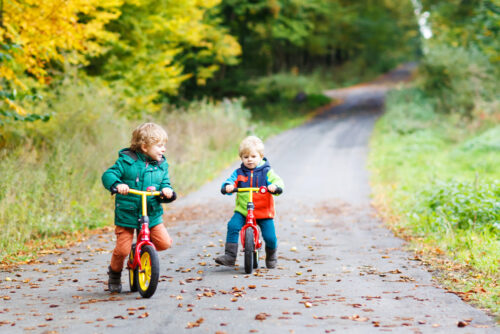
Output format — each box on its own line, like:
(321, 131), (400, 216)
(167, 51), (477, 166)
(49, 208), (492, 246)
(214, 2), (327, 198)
(230, 186), (281, 274)
(111, 186), (176, 298)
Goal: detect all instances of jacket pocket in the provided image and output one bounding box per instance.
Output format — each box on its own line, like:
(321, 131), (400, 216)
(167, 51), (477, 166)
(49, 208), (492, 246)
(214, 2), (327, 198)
(115, 199), (139, 226)
(147, 198), (163, 218)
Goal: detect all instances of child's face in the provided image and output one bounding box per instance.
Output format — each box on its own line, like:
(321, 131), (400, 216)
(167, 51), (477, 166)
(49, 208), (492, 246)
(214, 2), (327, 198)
(241, 149), (262, 169)
(142, 142), (166, 162)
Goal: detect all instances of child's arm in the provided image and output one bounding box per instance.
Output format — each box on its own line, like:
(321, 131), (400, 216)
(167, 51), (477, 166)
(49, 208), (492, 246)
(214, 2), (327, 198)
(221, 170), (238, 194)
(102, 159), (125, 191)
(266, 169), (284, 195)
(159, 163), (174, 198)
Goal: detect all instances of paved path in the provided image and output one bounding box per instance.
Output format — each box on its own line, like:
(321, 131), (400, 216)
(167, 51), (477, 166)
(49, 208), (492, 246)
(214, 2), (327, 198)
(0, 64), (497, 333)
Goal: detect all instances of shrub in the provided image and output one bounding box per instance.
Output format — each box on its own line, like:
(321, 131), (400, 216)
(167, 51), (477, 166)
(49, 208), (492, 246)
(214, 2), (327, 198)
(384, 87), (437, 134)
(415, 180), (500, 233)
(458, 126), (500, 153)
(418, 45), (497, 116)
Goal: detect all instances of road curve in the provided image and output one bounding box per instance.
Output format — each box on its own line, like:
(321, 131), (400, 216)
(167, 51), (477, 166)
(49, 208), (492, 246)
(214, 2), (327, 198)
(0, 64), (497, 333)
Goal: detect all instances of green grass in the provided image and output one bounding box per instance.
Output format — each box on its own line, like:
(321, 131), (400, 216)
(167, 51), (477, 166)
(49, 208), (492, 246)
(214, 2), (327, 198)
(369, 87), (500, 317)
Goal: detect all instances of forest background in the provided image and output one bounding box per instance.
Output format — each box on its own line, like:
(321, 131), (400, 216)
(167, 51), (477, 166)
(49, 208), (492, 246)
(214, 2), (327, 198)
(0, 0), (498, 318)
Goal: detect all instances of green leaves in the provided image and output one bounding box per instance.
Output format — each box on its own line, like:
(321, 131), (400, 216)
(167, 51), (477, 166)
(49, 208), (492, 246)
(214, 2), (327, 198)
(88, 0), (241, 114)
(0, 109), (50, 124)
(419, 180), (500, 233)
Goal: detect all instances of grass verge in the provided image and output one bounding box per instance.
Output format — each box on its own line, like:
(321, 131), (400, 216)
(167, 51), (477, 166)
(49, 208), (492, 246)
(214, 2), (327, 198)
(369, 87), (499, 319)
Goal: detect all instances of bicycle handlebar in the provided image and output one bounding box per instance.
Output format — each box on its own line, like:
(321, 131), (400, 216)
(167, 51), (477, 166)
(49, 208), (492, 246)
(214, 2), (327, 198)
(110, 186), (177, 203)
(221, 185), (283, 195)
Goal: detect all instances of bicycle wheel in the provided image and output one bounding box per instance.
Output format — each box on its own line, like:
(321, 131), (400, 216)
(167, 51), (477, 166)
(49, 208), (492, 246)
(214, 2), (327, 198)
(137, 245), (160, 298)
(128, 243), (138, 292)
(244, 229), (254, 274)
(253, 249), (259, 269)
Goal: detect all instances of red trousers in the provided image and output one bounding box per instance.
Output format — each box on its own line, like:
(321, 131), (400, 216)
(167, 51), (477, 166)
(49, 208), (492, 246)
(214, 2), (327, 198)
(110, 224), (172, 272)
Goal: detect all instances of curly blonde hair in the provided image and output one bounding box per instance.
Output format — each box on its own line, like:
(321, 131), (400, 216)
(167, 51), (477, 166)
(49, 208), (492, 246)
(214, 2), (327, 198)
(239, 135), (264, 157)
(130, 123), (168, 152)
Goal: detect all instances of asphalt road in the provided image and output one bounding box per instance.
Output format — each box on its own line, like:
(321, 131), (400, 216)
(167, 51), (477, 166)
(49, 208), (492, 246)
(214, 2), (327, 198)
(0, 65), (497, 333)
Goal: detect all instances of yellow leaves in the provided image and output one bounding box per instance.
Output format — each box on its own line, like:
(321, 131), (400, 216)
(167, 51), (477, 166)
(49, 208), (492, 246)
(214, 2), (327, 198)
(1, 0), (121, 80)
(3, 98), (27, 116)
(197, 65), (219, 86)
(196, 0), (220, 8)
(110, 0), (241, 102)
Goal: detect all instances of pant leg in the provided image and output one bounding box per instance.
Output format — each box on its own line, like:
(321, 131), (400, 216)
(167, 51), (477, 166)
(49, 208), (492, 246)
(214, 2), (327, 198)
(110, 226), (135, 272)
(150, 223), (172, 251)
(226, 212), (246, 244)
(257, 218), (277, 250)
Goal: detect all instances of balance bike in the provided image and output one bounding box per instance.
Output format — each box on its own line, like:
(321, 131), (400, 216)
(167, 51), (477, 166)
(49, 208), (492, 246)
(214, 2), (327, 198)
(111, 186), (175, 298)
(232, 186), (268, 274)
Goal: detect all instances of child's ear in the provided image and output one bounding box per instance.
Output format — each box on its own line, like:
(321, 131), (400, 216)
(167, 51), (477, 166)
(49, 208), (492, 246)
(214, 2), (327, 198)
(141, 143), (148, 153)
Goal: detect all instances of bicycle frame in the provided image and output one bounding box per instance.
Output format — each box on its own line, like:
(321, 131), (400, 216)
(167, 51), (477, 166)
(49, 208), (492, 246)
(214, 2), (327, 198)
(237, 186), (267, 251)
(126, 189), (160, 272)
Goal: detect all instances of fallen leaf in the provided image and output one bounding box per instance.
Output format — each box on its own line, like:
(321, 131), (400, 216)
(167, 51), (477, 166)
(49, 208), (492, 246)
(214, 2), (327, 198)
(186, 318), (204, 328)
(255, 313), (270, 321)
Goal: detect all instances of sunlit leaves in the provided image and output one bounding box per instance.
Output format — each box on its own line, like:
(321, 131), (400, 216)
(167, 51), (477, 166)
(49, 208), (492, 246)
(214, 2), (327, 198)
(0, 0), (121, 121)
(0, 0), (120, 80)
(92, 0), (241, 114)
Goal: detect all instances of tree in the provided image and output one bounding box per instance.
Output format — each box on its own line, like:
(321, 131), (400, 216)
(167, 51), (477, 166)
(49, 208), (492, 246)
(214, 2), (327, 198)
(87, 0), (241, 114)
(0, 0), (121, 123)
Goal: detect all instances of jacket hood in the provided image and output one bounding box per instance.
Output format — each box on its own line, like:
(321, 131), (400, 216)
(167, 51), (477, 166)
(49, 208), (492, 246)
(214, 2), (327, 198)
(118, 148), (167, 166)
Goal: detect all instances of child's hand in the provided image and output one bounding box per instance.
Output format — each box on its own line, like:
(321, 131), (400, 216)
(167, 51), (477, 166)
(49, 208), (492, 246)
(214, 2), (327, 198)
(268, 184), (277, 193)
(117, 184), (130, 195)
(162, 187), (174, 199)
(225, 184), (235, 193)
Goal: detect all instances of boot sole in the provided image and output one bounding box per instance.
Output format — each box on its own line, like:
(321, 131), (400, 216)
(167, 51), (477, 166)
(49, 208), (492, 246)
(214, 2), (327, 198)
(215, 259), (235, 266)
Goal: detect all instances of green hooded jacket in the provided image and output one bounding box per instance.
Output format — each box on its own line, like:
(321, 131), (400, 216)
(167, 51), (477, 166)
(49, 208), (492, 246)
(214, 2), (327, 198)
(102, 148), (172, 229)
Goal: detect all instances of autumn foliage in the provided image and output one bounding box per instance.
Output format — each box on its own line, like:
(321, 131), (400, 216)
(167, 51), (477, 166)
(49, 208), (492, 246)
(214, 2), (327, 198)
(0, 0), (241, 118)
(0, 0), (120, 120)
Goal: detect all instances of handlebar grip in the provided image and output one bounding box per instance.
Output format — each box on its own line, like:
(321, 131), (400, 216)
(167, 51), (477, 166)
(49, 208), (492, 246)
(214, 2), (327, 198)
(221, 186), (238, 194)
(270, 186), (283, 195)
(159, 191), (177, 203)
(110, 186), (118, 195)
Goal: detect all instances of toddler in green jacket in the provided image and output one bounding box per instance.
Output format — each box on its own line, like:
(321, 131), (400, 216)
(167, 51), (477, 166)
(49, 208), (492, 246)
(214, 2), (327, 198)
(102, 122), (174, 293)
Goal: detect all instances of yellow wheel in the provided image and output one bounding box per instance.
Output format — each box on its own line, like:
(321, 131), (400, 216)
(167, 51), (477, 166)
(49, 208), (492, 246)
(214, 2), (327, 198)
(137, 245), (159, 298)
